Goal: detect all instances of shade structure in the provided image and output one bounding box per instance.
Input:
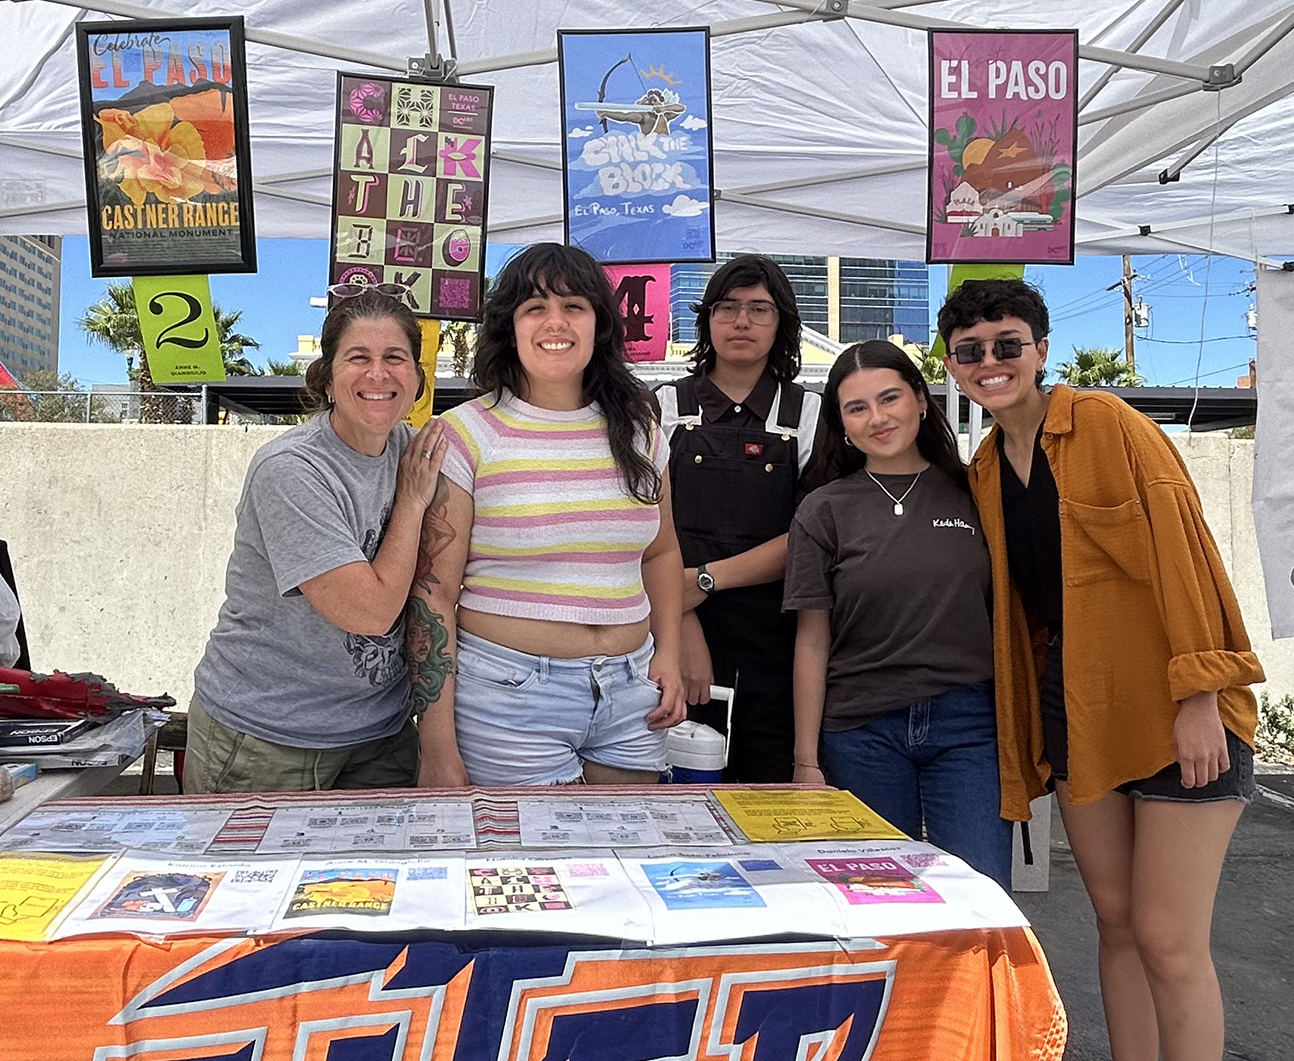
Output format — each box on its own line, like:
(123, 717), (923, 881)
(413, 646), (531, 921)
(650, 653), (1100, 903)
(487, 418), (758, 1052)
(2, 0), (1294, 265)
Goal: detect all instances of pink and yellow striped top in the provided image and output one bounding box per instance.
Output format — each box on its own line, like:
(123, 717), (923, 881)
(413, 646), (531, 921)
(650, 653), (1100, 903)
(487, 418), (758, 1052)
(438, 390), (669, 625)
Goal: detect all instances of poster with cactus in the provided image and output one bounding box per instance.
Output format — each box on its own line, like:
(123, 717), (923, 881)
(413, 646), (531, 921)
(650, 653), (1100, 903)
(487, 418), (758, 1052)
(926, 29), (1077, 264)
(75, 18), (256, 277)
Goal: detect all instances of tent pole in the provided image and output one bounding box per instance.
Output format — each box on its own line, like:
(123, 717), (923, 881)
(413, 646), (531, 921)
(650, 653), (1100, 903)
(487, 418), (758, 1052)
(35, 0), (406, 71)
(755, 0), (1216, 83)
(1078, 0), (1190, 112)
(1233, 9), (1294, 76)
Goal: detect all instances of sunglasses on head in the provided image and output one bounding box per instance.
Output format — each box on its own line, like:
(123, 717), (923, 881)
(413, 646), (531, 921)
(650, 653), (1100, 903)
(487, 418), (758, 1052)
(951, 336), (1036, 364)
(327, 281), (412, 302)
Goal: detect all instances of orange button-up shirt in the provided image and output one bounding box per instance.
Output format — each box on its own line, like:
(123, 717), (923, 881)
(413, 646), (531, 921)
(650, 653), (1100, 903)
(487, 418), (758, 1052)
(968, 386), (1263, 817)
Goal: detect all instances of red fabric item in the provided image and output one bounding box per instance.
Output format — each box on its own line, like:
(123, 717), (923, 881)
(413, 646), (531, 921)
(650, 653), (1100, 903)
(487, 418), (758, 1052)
(0, 667), (175, 719)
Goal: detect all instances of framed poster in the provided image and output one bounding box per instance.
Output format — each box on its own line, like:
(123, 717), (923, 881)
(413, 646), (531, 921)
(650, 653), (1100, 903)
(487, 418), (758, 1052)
(559, 28), (715, 264)
(329, 74), (494, 321)
(926, 29), (1078, 265)
(74, 18), (256, 277)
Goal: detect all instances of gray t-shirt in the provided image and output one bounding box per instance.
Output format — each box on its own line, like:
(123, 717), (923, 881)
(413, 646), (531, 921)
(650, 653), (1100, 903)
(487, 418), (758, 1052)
(783, 466), (994, 729)
(194, 413), (414, 749)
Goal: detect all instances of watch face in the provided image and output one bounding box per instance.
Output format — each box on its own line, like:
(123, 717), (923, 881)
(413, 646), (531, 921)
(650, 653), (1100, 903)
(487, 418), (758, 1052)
(697, 571), (715, 593)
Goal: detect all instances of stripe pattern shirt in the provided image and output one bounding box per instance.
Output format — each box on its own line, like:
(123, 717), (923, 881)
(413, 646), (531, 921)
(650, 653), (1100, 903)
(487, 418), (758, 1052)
(438, 390), (669, 625)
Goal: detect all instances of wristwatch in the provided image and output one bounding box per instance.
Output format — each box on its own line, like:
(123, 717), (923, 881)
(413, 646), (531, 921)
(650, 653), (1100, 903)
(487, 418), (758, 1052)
(696, 564), (717, 596)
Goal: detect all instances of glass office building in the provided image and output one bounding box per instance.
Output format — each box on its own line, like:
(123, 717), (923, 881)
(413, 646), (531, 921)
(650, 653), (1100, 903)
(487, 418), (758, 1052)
(0, 235), (61, 381)
(670, 254), (929, 347)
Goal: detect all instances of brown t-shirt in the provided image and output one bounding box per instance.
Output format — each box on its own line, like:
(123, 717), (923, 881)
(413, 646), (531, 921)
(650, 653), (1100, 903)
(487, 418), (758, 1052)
(783, 466), (994, 729)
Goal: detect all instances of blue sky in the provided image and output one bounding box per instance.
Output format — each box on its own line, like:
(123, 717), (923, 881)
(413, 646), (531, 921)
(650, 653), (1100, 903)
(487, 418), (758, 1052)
(56, 236), (1257, 388)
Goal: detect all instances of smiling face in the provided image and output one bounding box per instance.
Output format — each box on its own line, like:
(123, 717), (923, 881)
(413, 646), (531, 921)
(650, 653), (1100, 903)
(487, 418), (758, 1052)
(511, 288), (596, 406)
(837, 367), (927, 473)
(326, 315), (420, 455)
(943, 315), (1048, 413)
(709, 283), (778, 371)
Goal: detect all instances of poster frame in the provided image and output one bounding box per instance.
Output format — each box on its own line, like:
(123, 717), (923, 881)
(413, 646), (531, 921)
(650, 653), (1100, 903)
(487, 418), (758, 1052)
(925, 27), (1078, 266)
(74, 16), (257, 278)
(328, 71), (495, 322)
(558, 26), (717, 265)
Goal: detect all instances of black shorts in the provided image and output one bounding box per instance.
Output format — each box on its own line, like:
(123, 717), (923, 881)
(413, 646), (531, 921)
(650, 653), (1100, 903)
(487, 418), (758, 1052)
(1039, 631), (1255, 803)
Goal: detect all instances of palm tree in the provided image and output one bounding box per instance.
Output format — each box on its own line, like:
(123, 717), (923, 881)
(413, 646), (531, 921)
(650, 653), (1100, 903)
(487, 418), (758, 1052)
(1056, 346), (1144, 387)
(79, 284), (262, 419)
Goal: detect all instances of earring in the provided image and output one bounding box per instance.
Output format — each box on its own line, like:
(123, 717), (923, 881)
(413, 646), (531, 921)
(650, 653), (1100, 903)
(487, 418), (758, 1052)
(920, 408), (927, 420)
(844, 434), (854, 448)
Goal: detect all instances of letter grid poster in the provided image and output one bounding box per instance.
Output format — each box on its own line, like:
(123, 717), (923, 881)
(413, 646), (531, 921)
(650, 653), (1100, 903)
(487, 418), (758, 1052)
(926, 29), (1078, 265)
(74, 18), (257, 277)
(329, 75), (494, 320)
(559, 28), (715, 264)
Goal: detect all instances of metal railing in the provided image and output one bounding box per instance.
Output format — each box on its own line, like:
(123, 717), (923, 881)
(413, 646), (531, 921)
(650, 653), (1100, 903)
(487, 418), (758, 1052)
(0, 390), (196, 424)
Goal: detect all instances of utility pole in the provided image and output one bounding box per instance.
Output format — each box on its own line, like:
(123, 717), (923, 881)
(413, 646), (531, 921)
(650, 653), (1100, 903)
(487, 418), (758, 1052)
(1121, 255), (1136, 373)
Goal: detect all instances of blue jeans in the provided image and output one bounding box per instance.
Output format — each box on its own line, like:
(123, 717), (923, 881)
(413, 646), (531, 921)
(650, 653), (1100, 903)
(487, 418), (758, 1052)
(820, 682), (1013, 889)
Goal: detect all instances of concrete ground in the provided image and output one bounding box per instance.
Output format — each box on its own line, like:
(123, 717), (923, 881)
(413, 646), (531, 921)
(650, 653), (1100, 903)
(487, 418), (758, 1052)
(104, 755), (1294, 1059)
(1014, 770), (1294, 1061)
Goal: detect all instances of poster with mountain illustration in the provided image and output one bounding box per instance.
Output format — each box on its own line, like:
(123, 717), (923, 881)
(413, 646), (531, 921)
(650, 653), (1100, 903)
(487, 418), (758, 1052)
(926, 29), (1078, 264)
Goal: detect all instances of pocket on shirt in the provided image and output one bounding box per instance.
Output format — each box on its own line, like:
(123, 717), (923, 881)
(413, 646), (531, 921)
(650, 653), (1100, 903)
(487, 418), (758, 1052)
(1060, 497), (1152, 586)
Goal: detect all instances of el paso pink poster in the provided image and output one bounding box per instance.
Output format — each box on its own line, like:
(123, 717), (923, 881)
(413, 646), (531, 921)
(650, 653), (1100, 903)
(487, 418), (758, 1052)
(927, 30), (1077, 265)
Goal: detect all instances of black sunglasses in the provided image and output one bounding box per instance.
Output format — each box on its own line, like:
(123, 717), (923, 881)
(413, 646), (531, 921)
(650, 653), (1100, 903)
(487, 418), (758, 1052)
(951, 336), (1036, 364)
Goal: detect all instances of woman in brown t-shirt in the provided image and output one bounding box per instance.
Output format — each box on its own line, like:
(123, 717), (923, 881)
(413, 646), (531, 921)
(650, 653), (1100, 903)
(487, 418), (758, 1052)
(784, 341), (1009, 888)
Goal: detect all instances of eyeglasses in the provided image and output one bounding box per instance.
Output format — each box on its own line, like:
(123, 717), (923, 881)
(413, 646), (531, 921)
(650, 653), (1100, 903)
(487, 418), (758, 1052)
(951, 336), (1036, 364)
(327, 281), (412, 301)
(710, 299), (778, 325)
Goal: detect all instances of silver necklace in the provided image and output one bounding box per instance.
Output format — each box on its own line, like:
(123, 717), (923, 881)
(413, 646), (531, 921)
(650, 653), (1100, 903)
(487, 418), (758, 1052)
(865, 467), (923, 517)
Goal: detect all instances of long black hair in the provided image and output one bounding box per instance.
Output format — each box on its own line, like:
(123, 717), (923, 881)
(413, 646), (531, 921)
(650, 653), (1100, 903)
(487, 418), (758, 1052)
(806, 340), (968, 491)
(473, 243), (662, 505)
(688, 254), (802, 381)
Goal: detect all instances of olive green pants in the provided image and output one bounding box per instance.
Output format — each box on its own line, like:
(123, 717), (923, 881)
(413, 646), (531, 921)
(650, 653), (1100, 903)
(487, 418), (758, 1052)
(183, 695), (419, 794)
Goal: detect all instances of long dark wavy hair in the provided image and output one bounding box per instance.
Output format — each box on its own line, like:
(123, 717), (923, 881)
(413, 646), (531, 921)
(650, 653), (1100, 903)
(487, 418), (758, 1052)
(688, 254), (802, 381)
(806, 341), (968, 491)
(473, 243), (662, 504)
(304, 291), (424, 414)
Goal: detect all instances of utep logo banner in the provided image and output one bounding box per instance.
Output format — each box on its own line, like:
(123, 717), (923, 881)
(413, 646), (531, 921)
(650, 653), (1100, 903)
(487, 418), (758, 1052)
(68, 936), (893, 1060)
(603, 263), (671, 362)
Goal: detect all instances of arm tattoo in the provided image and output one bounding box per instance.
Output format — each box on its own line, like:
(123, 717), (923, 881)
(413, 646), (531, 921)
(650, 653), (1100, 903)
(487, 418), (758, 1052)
(406, 596), (454, 715)
(413, 475), (456, 593)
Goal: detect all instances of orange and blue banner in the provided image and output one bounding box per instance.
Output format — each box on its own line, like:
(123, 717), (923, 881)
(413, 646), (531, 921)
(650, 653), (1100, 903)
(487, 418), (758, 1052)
(1, 927), (1065, 1059)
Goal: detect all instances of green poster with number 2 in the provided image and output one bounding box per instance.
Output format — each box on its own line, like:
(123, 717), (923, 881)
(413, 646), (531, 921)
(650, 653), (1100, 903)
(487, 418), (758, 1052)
(132, 274), (227, 384)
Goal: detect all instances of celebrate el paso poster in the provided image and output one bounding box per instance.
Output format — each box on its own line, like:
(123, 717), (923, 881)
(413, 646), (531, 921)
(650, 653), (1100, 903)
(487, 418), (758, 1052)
(76, 18), (256, 277)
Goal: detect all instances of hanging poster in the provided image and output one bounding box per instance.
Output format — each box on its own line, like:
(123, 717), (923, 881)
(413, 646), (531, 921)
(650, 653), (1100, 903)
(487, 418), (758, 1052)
(603, 263), (672, 360)
(330, 74), (494, 320)
(559, 28), (715, 264)
(75, 18), (256, 277)
(926, 29), (1077, 265)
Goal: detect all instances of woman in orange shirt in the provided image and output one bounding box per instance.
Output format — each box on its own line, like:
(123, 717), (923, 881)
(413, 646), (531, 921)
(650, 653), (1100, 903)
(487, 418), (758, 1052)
(939, 278), (1262, 1061)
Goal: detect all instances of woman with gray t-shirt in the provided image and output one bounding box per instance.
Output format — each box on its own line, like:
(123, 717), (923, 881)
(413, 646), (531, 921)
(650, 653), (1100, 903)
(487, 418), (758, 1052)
(784, 341), (1010, 888)
(186, 291), (447, 794)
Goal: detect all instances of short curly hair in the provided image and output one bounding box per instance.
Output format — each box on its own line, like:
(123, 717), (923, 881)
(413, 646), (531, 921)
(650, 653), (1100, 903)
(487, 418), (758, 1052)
(936, 278), (1050, 346)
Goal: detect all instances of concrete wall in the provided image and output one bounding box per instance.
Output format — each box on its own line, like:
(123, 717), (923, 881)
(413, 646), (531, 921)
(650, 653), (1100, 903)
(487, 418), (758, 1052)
(0, 424), (1291, 707)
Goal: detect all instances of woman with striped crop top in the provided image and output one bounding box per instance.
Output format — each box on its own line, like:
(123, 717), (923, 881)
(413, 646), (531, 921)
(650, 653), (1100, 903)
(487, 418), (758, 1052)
(407, 243), (687, 787)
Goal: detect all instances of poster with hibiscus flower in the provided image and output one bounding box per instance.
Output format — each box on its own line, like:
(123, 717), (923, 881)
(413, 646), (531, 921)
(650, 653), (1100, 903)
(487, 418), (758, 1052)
(75, 18), (256, 277)
(926, 29), (1078, 265)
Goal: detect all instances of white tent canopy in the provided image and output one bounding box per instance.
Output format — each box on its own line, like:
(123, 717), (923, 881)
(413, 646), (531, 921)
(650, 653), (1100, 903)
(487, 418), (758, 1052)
(4, 0), (1294, 264)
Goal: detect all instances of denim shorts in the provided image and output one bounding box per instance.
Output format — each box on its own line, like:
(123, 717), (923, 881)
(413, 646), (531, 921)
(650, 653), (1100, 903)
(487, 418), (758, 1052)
(453, 630), (667, 786)
(1041, 632), (1255, 803)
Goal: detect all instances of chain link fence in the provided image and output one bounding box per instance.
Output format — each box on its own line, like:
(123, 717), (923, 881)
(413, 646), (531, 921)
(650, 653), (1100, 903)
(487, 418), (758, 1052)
(0, 389), (199, 424)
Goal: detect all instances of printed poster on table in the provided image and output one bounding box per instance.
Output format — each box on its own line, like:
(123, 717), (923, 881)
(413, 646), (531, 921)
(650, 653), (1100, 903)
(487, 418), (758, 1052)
(330, 73), (493, 320)
(603, 264), (671, 361)
(75, 18), (257, 277)
(560, 28), (715, 263)
(926, 29), (1077, 264)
